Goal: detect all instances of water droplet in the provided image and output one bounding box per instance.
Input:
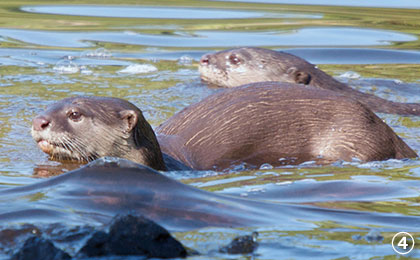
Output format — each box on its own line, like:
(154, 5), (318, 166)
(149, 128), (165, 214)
(248, 187), (266, 193)
(281, 171), (293, 175)
(259, 163), (273, 170)
(53, 59), (79, 74)
(338, 71), (360, 79)
(80, 66), (93, 75)
(150, 57), (159, 63)
(394, 79), (403, 84)
(177, 55), (193, 65)
(83, 47), (112, 58)
(63, 55), (76, 60)
(299, 161), (316, 166)
(251, 232), (259, 241)
(276, 181), (293, 186)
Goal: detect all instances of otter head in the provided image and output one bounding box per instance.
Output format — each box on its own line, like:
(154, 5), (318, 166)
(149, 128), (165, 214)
(199, 47), (313, 88)
(31, 96), (165, 170)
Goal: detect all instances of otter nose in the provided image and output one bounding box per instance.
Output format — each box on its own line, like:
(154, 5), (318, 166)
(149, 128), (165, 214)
(33, 115), (51, 131)
(200, 55), (210, 66)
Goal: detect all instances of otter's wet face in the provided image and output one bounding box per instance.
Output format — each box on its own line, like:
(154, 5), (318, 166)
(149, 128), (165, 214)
(199, 47), (312, 88)
(31, 97), (139, 163)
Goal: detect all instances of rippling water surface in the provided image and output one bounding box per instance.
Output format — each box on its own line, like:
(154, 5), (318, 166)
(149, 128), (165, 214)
(0, 1), (420, 259)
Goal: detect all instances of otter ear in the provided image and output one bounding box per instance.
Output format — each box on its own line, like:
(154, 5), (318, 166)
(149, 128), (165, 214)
(119, 110), (138, 133)
(287, 67), (311, 85)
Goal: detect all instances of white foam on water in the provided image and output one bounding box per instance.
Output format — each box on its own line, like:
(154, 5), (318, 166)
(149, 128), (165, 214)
(117, 64), (158, 74)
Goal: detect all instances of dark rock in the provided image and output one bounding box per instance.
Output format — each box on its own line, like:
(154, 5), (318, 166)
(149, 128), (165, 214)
(219, 231), (259, 254)
(11, 236), (71, 260)
(79, 214), (187, 258)
(77, 231), (109, 257)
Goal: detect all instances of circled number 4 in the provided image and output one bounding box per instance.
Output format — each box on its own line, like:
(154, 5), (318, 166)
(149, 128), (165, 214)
(398, 236), (409, 250)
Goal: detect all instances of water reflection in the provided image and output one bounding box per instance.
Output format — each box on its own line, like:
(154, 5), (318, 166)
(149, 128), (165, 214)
(284, 48), (420, 64)
(1, 159), (420, 258)
(0, 27), (415, 48)
(211, 0), (420, 9)
(21, 5), (322, 19)
(4, 48), (420, 67)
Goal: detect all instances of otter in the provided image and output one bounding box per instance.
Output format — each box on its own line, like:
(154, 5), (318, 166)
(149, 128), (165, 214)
(32, 83), (417, 171)
(31, 96), (186, 171)
(199, 47), (420, 116)
(158, 82), (417, 170)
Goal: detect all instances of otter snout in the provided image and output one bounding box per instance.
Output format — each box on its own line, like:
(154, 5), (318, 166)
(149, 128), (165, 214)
(32, 115), (51, 131)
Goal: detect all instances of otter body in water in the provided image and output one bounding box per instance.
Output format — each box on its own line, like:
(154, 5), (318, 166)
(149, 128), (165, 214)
(199, 47), (420, 116)
(32, 83), (417, 171)
(158, 82), (417, 170)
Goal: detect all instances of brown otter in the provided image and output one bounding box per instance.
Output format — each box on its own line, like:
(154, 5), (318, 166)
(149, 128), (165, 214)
(158, 82), (417, 170)
(199, 47), (420, 116)
(31, 96), (187, 171)
(32, 84), (417, 171)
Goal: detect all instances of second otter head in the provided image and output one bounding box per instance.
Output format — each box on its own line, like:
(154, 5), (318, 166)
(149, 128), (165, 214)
(31, 96), (165, 170)
(199, 47), (313, 88)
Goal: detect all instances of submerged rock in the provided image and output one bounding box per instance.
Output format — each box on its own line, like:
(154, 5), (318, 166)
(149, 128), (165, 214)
(11, 236), (71, 260)
(219, 231), (259, 254)
(79, 214), (187, 258)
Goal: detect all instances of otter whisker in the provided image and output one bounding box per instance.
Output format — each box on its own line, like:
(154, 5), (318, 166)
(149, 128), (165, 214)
(59, 135), (84, 162)
(62, 135), (91, 162)
(73, 135), (101, 162)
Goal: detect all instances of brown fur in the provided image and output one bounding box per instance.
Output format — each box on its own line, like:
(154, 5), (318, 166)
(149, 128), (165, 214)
(32, 87), (417, 172)
(31, 96), (166, 171)
(157, 82), (417, 170)
(199, 47), (420, 115)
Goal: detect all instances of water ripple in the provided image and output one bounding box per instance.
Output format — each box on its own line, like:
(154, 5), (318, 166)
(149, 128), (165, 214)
(0, 27), (415, 48)
(21, 5), (322, 19)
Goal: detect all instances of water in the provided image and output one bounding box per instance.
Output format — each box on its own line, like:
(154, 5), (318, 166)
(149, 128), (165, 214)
(1, 1), (420, 259)
(211, 0), (420, 9)
(0, 27), (415, 48)
(21, 5), (322, 19)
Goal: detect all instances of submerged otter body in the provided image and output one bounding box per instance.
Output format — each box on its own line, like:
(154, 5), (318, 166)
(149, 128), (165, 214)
(32, 84), (417, 171)
(157, 82), (417, 170)
(199, 47), (420, 116)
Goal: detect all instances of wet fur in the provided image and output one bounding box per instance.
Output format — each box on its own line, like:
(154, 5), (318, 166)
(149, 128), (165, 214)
(157, 82), (417, 170)
(33, 87), (417, 171)
(199, 47), (420, 115)
(32, 96), (166, 170)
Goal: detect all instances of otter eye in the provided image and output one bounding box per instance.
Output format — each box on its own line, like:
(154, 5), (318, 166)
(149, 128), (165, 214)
(228, 54), (241, 65)
(67, 110), (82, 122)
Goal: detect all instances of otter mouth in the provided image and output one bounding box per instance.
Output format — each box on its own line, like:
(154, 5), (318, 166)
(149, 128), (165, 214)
(199, 66), (230, 87)
(37, 139), (55, 154)
(34, 137), (93, 163)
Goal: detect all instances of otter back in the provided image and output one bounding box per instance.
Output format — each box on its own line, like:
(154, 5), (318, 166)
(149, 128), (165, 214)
(157, 82), (417, 170)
